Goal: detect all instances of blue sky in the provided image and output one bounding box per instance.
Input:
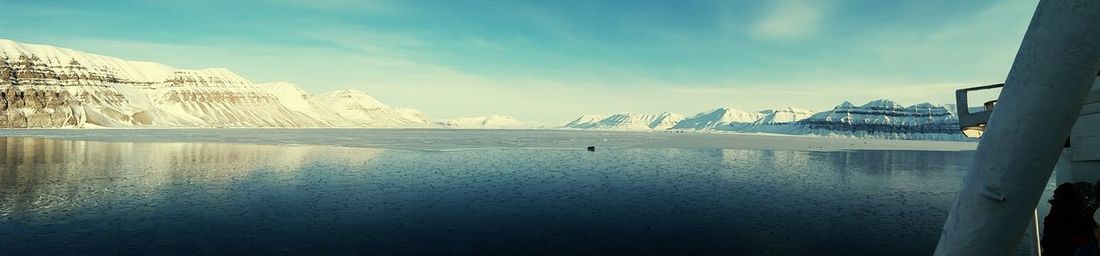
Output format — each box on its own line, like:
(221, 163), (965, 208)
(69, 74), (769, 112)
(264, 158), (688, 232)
(1, 0), (1038, 123)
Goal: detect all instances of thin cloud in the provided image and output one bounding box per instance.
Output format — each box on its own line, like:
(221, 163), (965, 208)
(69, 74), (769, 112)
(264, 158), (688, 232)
(259, 0), (395, 12)
(750, 0), (828, 40)
(303, 28), (425, 59)
(863, 0), (1036, 85)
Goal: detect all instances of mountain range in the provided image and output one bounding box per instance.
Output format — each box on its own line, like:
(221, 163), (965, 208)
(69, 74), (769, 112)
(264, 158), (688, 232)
(0, 39), (966, 140)
(0, 39), (435, 128)
(795, 100), (961, 139)
(562, 100), (963, 140)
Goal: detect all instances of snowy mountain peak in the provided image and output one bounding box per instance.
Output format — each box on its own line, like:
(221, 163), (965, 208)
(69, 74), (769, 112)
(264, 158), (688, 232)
(906, 102), (938, 109)
(861, 99), (904, 110)
(316, 89), (389, 109)
(758, 107), (813, 114)
(836, 101), (856, 109)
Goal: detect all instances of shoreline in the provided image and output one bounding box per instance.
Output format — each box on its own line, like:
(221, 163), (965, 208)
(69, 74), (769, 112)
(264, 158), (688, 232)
(0, 128), (978, 152)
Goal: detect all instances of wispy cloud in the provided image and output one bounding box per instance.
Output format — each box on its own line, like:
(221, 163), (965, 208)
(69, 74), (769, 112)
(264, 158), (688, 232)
(863, 0), (1036, 83)
(670, 86), (814, 96)
(750, 0), (829, 41)
(258, 0), (395, 13)
(302, 26), (425, 59)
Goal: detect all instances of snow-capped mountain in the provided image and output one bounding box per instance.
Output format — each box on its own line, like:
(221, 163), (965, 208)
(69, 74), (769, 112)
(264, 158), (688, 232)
(562, 112), (684, 130)
(566, 107), (815, 132)
(315, 89), (432, 127)
(558, 100), (965, 140)
(791, 99), (962, 139)
(672, 107), (762, 130)
(0, 39), (337, 128)
(0, 39), (430, 128)
(437, 115), (529, 129)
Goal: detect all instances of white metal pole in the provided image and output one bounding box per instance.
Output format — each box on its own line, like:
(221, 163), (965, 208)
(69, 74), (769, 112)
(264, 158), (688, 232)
(1033, 209), (1042, 256)
(934, 0), (1100, 255)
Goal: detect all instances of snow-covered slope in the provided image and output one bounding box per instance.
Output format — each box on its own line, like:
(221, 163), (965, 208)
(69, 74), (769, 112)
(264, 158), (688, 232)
(753, 107), (815, 125)
(562, 114), (606, 128)
(438, 115), (529, 129)
(256, 82), (355, 127)
(649, 112), (685, 129)
(672, 107), (762, 130)
(315, 89), (432, 127)
(150, 70), (332, 127)
(562, 112), (684, 130)
(0, 39), (330, 127)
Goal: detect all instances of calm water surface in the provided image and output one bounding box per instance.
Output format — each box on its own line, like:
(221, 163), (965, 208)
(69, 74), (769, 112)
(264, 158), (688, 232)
(0, 136), (975, 255)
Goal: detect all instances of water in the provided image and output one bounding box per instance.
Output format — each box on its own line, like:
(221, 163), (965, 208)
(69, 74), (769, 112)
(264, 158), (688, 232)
(0, 133), (978, 255)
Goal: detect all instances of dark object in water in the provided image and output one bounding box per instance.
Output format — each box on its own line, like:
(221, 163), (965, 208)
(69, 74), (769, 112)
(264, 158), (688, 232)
(586, 146), (596, 151)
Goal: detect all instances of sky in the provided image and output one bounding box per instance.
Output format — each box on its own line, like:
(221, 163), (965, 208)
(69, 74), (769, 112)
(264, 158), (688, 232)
(0, 0), (1038, 124)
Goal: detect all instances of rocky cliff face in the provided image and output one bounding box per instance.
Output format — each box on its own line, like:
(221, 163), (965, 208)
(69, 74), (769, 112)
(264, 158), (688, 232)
(0, 52), (146, 128)
(0, 87), (85, 127)
(1, 53), (128, 87)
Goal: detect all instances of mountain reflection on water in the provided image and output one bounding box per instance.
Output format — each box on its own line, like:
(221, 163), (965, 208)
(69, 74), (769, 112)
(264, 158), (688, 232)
(0, 138), (380, 219)
(0, 137), (974, 255)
